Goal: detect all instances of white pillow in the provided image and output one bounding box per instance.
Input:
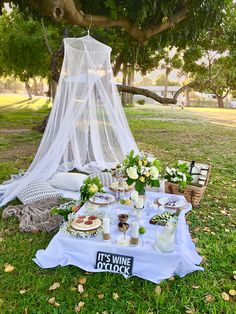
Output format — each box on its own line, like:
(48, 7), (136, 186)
(17, 180), (61, 205)
(48, 172), (88, 191)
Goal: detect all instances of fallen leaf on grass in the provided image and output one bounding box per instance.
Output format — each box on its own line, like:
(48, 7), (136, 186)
(77, 284), (84, 293)
(229, 289), (236, 296)
(79, 277), (87, 285)
(185, 308), (195, 314)
(112, 292), (119, 300)
(154, 286), (161, 295)
(191, 285), (200, 289)
(205, 294), (214, 302)
(74, 302), (85, 313)
(49, 282), (60, 291)
(48, 297), (56, 305)
(222, 292), (230, 301)
(54, 302), (60, 307)
(20, 289), (27, 295)
(98, 293), (104, 299)
(4, 264), (14, 272)
(234, 275), (236, 280)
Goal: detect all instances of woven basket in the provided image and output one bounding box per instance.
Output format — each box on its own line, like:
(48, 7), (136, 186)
(165, 163), (211, 208)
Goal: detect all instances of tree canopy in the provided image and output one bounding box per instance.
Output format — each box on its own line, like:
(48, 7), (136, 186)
(1, 1), (235, 106)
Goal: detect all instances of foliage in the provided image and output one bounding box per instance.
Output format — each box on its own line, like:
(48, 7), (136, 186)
(0, 8), (50, 82)
(51, 200), (80, 221)
(155, 74), (180, 86)
(123, 150), (161, 194)
(80, 176), (104, 205)
(7, 1), (233, 83)
(136, 99), (145, 105)
(164, 162), (193, 192)
(179, 5), (236, 107)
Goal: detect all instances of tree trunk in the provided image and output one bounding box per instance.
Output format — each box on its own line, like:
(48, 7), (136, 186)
(185, 86), (190, 107)
(25, 81), (32, 99)
(164, 66), (171, 98)
(33, 78), (39, 96)
(121, 63), (128, 106)
(216, 94), (224, 108)
(126, 64), (134, 105)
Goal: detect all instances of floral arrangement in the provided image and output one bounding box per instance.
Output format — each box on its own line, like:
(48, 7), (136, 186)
(123, 150), (162, 194)
(80, 176), (104, 206)
(51, 200), (81, 221)
(51, 177), (104, 221)
(164, 162), (193, 191)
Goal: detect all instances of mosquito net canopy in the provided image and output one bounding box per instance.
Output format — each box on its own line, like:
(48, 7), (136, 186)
(0, 35), (139, 206)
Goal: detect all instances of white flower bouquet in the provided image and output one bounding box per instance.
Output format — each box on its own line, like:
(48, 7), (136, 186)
(123, 150), (162, 195)
(164, 162), (193, 191)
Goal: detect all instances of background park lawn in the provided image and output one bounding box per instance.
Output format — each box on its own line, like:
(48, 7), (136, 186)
(0, 95), (235, 314)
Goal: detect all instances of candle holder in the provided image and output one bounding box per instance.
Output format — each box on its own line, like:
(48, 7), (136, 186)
(133, 205), (144, 224)
(130, 237), (139, 245)
(118, 214), (129, 223)
(117, 222), (130, 246)
(102, 217), (111, 241)
(103, 233), (111, 241)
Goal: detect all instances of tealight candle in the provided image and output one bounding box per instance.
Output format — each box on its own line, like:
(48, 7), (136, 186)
(130, 190), (139, 201)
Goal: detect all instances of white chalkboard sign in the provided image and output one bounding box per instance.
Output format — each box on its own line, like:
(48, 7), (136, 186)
(95, 251), (134, 276)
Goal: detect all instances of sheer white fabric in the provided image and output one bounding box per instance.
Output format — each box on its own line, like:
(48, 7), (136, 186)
(0, 35), (139, 206)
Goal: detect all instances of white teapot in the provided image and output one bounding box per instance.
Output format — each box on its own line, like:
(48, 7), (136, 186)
(154, 218), (177, 253)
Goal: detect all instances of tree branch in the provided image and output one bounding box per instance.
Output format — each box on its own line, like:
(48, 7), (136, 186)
(41, 18), (53, 55)
(29, 0), (189, 43)
(117, 85), (177, 104)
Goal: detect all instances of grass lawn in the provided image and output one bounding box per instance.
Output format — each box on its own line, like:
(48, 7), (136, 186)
(0, 95), (235, 314)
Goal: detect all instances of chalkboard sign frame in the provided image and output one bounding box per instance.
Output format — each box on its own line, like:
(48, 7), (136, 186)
(95, 251), (134, 276)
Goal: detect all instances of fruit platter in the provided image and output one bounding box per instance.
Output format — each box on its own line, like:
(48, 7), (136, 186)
(149, 211), (175, 225)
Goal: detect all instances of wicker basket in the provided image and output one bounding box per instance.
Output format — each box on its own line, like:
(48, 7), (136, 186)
(165, 162), (211, 208)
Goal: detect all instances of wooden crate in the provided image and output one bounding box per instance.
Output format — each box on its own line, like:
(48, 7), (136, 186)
(165, 161), (211, 208)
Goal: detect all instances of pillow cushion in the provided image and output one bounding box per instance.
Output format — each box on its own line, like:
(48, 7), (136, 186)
(17, 180), (62, 205)
(48, 172), (88, 191)
(89, 172), (114, 187)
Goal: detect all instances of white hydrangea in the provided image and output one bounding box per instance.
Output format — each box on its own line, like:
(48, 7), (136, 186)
(140, 166), (146, 175)
(172, 177), (179, 182)
(166, 167), (172, 175)
(150, 166), (159, 180)
(126, 167), (138, 179)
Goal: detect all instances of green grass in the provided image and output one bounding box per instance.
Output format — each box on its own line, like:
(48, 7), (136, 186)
(0, 96), (236, 313)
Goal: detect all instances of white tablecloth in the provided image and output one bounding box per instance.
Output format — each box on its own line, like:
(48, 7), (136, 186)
(33, 192), (203, 283)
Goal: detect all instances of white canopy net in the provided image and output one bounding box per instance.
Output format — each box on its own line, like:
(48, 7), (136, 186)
(0, 35), (139, 206)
